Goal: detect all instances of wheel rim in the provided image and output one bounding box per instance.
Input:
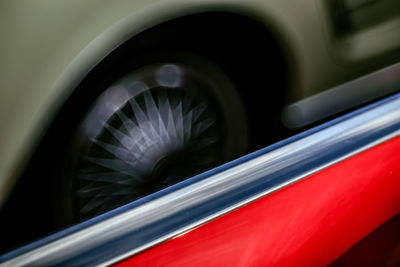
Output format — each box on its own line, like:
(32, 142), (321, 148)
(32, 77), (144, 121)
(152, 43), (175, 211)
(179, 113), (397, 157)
(69, 62), (235, 219)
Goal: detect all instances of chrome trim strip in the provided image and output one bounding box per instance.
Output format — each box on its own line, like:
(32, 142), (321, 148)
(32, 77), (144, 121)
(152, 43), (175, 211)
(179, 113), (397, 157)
(283, 61), (400, 128)
(2, 92), (400, 266)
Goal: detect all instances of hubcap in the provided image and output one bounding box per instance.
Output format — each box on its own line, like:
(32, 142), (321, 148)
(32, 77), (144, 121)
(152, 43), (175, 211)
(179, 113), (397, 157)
(72, 64), (225, 219)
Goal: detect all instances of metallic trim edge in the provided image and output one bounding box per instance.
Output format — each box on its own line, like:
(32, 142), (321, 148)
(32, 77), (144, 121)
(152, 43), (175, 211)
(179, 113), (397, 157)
(3, 93), (400, 266)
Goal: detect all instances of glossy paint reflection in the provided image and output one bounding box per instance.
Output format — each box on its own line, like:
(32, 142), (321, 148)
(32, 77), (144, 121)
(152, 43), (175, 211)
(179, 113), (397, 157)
(117, 136), (400, 266)
(4, 92), (400, 266)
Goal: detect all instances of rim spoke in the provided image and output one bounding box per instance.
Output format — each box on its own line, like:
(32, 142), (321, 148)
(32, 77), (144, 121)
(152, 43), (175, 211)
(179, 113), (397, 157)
(76, 86), (221, 217)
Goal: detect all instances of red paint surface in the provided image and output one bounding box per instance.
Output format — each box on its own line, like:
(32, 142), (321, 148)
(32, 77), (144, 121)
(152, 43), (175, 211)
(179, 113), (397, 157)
(115, 136), (400, 266)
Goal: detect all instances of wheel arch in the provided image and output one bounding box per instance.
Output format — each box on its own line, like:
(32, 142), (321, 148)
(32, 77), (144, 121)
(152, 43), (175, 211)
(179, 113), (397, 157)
(0, 8), (296, 253)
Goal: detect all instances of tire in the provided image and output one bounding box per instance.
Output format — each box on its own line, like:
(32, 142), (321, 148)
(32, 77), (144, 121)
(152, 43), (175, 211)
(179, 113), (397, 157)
(55, 54), (249, 223)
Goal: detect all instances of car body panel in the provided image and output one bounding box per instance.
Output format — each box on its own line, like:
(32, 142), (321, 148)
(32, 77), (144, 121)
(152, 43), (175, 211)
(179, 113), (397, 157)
(117, 135), (400, 266)
(1, 0), (400, 206)
(2, 90), (400, 266)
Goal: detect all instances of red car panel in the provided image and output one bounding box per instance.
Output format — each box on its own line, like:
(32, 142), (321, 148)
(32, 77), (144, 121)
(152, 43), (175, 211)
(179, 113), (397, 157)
(117, 136), (400, 266)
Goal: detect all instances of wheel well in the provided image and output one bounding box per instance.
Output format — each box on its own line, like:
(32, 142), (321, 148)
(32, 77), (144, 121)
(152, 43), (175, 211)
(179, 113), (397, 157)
(70, 11), (291, 149)
(0, 11), (292, 253)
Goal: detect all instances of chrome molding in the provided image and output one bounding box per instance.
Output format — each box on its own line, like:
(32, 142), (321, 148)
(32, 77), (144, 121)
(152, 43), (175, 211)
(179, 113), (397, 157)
(2, 92), (400, 266)
(283, 61), (400, 128)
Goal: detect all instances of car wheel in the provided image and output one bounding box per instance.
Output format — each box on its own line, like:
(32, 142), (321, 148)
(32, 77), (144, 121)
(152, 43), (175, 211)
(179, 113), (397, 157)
(56, 55), (249, 222)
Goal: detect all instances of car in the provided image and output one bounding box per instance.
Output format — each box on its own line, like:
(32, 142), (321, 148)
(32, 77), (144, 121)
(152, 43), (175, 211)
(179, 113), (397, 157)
(0, 0), (400, 266)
